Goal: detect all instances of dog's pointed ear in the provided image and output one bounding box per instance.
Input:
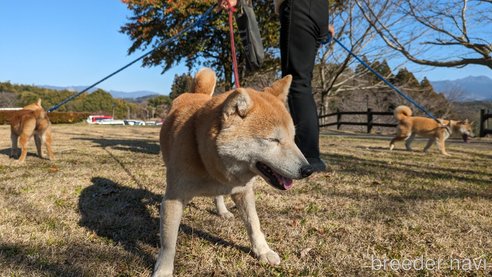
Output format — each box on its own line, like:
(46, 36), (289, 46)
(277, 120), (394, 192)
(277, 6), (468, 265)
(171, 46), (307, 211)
(223, 88), (253, 119)
(464, 119), (469, 124)
(37, 99), (42, 107)
(264, 75), (292, 102)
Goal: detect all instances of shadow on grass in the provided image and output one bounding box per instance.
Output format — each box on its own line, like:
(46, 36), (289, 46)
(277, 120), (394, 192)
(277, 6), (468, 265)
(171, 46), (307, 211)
(0, 148), (50, 161)
(0, 147), (41, 159)
(371, 140), (492, 160)
(72, 137), (160, 154)
(321, 152), (492, 200)
(78, 177), (250, 269)
(79, 177), (160, 267)
(353, 147), (492, 178)
(0, 242), (86, 276)
(0, 148), (10, 157)
(0, 194), (88, 276)
(323, 153), (492, 185)
(446, 147), (492, 160)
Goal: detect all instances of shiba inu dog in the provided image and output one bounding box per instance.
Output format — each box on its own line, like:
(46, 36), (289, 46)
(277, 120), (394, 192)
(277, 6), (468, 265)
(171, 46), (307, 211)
(10, 99), (54, 162)
(153, 68), (312, 276)
(389, 105), (474, 156)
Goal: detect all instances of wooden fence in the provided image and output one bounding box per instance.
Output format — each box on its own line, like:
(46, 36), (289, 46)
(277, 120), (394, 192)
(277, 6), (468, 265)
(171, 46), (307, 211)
(319, 108), (396, 133)
(479, 109), (492, 137)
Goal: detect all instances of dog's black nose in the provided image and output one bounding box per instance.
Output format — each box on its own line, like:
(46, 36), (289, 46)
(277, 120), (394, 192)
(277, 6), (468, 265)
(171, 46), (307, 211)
(300, 165), (314, 178)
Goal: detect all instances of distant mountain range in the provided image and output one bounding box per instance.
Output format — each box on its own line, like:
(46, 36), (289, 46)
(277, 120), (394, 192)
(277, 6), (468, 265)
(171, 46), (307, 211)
(40, 75), (492, 102)
(40, 85), (163, 99)
(430, 76), (492, 101)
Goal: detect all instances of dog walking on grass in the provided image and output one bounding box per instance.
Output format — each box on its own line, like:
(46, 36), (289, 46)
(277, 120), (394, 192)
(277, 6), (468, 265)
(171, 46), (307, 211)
(389, 105), (474, 156)
(153, 68), (312, 276)
(10, 99), (54, 162)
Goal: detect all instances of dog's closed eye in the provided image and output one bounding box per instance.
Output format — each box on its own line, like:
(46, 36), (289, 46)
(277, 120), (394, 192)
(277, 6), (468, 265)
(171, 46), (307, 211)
(266, 138), (281, 144)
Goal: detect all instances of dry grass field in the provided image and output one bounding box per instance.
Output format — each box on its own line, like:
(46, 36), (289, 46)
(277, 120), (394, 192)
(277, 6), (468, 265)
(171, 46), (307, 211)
(0, 124), (491, 276)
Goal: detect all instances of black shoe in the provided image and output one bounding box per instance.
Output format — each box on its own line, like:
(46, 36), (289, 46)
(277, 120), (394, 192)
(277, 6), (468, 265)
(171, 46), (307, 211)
(307, 158), (327, 173)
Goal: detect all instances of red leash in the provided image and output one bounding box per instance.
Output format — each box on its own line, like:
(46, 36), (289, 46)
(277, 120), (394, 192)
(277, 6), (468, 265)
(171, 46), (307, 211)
(227, 0), (240, 88)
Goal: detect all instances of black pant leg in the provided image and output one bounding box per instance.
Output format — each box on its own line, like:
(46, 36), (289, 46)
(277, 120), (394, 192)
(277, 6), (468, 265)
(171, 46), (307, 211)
(280, 0), (328, 160)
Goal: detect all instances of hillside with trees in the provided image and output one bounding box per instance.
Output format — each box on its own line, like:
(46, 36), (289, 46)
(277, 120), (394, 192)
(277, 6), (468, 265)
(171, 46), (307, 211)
(0, 82), (171, 120)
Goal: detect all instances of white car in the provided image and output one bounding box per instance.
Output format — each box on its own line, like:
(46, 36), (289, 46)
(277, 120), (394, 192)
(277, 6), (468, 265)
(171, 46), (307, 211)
(124, 120), (146, 126)
(96, 119), (125, 125)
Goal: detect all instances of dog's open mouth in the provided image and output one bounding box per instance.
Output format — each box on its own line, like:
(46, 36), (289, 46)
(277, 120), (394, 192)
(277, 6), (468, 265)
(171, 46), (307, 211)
(256, 162), (293, 190)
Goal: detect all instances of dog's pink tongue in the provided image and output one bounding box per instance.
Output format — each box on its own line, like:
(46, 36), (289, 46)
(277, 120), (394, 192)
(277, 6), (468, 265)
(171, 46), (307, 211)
(271, 171), (293, 190)
(280, 176), (293, 190)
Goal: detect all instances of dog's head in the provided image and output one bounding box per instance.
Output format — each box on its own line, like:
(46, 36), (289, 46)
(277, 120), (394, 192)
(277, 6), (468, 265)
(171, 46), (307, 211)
(215, 75), (311, 190)
(456, 119), (474, 143)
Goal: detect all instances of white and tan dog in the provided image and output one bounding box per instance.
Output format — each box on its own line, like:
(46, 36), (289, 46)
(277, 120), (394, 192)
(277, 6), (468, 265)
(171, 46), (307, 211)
(153, 68), (311, 276)
(389, 105), (474, 155)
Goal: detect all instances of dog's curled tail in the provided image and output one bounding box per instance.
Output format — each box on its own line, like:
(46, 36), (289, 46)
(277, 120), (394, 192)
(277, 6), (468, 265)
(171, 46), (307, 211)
(191, 68), (216, 96)
(394, 105), (412, 121)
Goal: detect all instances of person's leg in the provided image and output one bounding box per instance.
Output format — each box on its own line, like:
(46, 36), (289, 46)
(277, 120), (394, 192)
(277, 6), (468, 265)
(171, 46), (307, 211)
(280, 0), (328, 172)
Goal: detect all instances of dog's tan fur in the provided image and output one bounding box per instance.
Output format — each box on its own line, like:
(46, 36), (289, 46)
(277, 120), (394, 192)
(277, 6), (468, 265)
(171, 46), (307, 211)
(153, 68), (310, 276)
(389, 105), (474, 155)
(10, 99), (54, 162)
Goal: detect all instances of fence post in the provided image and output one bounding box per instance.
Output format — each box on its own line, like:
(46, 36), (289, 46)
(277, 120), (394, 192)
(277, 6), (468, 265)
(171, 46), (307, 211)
(480, 109), (485, 137)
(367, 108), (373, 133)
(336, 109), (341, 130)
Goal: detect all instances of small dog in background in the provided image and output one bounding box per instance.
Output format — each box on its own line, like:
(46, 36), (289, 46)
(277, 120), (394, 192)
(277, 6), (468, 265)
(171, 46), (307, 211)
(389, 105), (474, 156)
(10, 99), (54, 162)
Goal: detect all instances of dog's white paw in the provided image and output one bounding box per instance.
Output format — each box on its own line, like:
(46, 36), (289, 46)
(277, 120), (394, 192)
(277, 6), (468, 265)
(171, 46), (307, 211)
(153, 254), (173, 277)
(258, 250), (281, 265)
(152, 273), (172, 277)
(152, 266), (173, 277)
(218, 211), (234, 219)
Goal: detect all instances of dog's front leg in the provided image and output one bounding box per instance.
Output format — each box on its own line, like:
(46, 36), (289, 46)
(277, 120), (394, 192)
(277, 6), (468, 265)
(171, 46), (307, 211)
(231, 189), (280, 265)
(436, 137), (450, 156)
(153, 196), (186, 277)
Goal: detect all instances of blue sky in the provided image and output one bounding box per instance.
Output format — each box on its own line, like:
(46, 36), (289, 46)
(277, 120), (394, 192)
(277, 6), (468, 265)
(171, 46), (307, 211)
(0, 1), (491, 95)
(0, 0), (186, 94)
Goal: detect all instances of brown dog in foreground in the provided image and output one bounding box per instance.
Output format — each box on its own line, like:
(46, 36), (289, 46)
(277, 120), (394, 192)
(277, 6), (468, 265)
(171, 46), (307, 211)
(153, 68), (311, 276)
(389, 105), (474, 156)
(10, 99), (54, 162)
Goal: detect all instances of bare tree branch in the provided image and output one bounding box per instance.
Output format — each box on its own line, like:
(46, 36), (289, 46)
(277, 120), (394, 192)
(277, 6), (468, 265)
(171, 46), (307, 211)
(356, 0), (492, 69)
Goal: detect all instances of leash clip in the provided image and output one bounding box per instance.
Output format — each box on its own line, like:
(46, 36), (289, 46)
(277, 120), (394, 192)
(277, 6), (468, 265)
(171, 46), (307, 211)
(321, 34), (332, 45)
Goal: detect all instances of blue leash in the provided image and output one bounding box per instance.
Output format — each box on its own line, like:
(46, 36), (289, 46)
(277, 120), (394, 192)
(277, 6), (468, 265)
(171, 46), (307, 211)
(48, 5), (216, 112)
(326, 36), (439, 122)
